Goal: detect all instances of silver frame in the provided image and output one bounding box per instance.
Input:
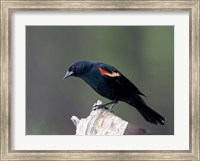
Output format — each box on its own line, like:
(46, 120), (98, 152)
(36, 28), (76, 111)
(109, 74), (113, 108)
(0, 1), (199, 160)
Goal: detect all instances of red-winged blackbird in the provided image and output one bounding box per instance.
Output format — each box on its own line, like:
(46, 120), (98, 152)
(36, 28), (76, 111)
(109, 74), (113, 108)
(64, 60), (166, 125)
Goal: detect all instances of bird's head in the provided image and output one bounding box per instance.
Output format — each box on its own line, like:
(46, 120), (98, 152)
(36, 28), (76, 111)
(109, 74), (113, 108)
(63, 60), (93, 79)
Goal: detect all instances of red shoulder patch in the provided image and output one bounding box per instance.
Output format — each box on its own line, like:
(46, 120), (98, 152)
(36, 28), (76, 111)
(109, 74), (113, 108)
(98, 67), (120, 77)
(98, 68), (108, 75)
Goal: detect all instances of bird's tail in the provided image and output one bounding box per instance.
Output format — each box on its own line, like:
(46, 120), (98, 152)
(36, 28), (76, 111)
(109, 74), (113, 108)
(135, 104), (166, 125)
(126, 96), (166, 125)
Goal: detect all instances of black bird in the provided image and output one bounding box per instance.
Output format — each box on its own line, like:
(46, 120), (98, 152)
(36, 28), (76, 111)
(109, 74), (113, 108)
(64, 60), (166, 125)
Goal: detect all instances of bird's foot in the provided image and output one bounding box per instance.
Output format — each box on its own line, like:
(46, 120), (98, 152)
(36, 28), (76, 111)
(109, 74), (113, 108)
(93, 105), (115, 113)
(92, 100), (117, 113)
(93, 100), (103, 110)
(93, 104), (109, 111)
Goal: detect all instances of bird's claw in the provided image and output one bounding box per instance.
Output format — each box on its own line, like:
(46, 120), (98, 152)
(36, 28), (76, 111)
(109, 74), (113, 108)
(92, 104), (108, 111)
(92, 100), (116, 113)
(93, 100), (103, 110)
(93, 104), (115, 114)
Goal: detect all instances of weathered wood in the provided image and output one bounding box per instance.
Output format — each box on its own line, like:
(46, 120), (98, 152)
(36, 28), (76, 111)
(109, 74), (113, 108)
(71, 100), (150, 135)
(124, 123), (150, 135)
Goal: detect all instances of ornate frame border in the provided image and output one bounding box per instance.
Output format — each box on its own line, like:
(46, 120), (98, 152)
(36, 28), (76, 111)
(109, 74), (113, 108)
(1, 1), (199, 160)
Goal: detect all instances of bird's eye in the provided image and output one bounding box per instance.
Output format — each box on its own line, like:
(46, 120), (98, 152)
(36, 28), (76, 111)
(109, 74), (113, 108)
(70, 65), (75, 71)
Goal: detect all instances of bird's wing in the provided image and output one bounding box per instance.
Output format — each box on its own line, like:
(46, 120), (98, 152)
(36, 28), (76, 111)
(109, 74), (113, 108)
(98, 63), (145, 96)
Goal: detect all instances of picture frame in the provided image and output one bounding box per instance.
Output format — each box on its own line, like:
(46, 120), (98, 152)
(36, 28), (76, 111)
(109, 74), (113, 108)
(0, 0), (199, 160)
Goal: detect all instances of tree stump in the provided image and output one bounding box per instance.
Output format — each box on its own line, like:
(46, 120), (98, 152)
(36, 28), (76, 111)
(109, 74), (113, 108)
(71, 100), (150, 135)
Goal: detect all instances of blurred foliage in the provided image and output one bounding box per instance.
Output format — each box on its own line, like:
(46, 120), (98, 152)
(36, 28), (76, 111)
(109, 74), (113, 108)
(26, 26), (174, 135)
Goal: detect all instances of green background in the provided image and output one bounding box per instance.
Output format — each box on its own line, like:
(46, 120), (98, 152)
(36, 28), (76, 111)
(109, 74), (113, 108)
(26, 26), (174, 135)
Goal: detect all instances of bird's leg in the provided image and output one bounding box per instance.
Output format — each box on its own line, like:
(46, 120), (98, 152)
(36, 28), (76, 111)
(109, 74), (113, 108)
(107, 101), (118, 112)
(93, 100), (118, 112)
(93, 101), (115, 110)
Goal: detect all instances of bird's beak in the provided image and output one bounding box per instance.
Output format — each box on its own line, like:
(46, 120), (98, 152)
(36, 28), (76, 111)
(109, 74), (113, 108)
(63, 71), (73, 79)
